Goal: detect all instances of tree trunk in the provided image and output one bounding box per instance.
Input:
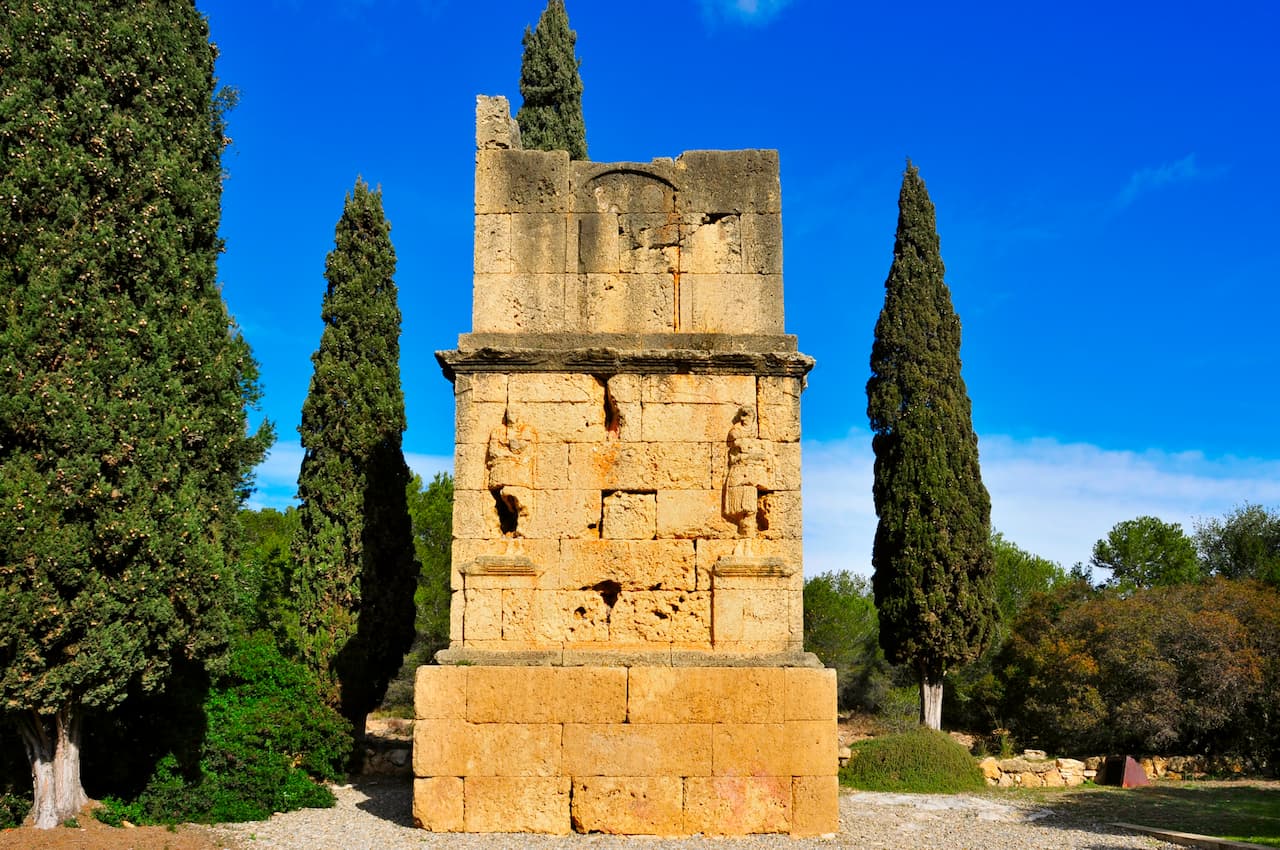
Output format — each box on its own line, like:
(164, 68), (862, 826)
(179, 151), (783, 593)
(18, 705), (89, 829)
(919, 669), (944, 731)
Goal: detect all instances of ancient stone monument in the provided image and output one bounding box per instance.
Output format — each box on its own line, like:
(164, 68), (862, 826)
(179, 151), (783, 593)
(412, 96), (837, 836)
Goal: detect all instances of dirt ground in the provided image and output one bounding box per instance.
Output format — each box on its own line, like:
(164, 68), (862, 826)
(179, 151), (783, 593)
(0, 813), (224, 850)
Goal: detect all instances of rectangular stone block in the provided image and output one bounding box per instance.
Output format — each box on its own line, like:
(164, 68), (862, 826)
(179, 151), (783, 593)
(572, 161), (678, 213)
(414, 720), (562, 777)
(682, 776), (790, 835)
(771, 441), (802, 491)
(568, 442), (712, 491)
(517, 489), (601, 540)
(741, 213), (783, 275)
(559, 539), (696, 591)
(758, 490), (802, 539)
(713, 724), (789, 777)
(570, 273), (676, 334)
(461, 588), (502, 642)
(453, 398), (506, 445)
(602, 491), (656, 539)
(532, 442), (570, 489)
(563, 723), (711, 776)
(675, 149), (781, 215)
(757, 376), (801, 442)
(415, 666), (467, 720)
(680, 213), (744, 275)
(575, 213), (620, 273)
(679, 273), (784, 335)
(471, 273), (566, 334)
(413, 776), (463, 832)
(475, 148), (570, 214)
(507, 372), (602, 404)
(609, 590), (711, 646)
(788, 720), (838, 776)
(510, 212), (568, 274)
(785, 668), (836, 722)
(466, 666), (627, 723)
(506, 400), (605, 443)
(464, 776), (571, 834)
(619, 213), (679, 274)
(474, 213), (512, 275)
(452, 442), (486, 490)
(697, 538), (804, 590)
(791, 776), (839, 836)
(451, 489), (501, 539)
(570, 776), (684, 835)
(454, 372), (509, 404)
(453, 538), (559, 590)
(642, 374), (757, 405)
(627, 667), (785, 724)
(641, 401), (740, 443)
(655, 489), (737, 539)
(712, 588), (800, 649)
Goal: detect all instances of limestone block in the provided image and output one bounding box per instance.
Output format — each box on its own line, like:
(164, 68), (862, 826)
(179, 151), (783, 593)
(602, 491), (656, 539)
(1043, 769), (1066, 787)
(568, 442), (712, 491)
(413, 720), (561, 777)
(474, 213), (512, 274)
(462, 588), (502, 642)
(510, 213), (568, 274)
(682, 776), (790, 835)
(642, 374), (757, 406)
(516, 489), (601, 540)
(771, 442), (802, 491)
(784, 668), (836, 721)
(475, 148), (569, 214)
(454, 372), (509, 403)
(619, 213), (679, 274)
(570, 776), (684, 836)
(466, 666), (627, 723)
(698, 539), (804, 590)
(790, 776), (839, 837)
(507, 400), (605, 443)
(413, 776), (463, 832)
(713, 724), (789, 776)
(449, 591), (464, 643)
(742, 213), (783, 275)
(563, 723), (712, 776)
(464, 776), (571, 834)
(472, 273), (565, 334)
(454, 539), (559, 590)
(605, 374), (643, 440)
(788, 720), (837, 776)
(979, 756), (1001, 781)
(452, 442), (486, 491)
(1020, 771), (1045, 788)
(537, 590), (614, 643)
(609, 590), (711, 645)
(414, 666), (467, 720)
(505, 372), (601, 404)
(712, 588), (801, 649)
(475, 95), (521, 152)
(627, 667), (785, 724)
(451, 489), (502, 539)
(680, 213), (744, 275)
(606, 373), (641, 403)
(453, 398), (505, 445)
(679, 273), (784, 335)
(641, 401), (740, 443)
(675, 149), (781, 215)
(559, 539), (696, 591)
(569, 273), (676, 334)
(531, 442), (570, 489)
(758, 490), (802, 539)
(573, 163), (677, 214)
(575, 213), (620, 273)
(757, 376), (801, 442)
(655, 489), (737, 539)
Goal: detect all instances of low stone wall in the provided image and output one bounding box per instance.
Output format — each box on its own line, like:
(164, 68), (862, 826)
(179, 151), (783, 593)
(413, 665), (838, 836)
(980, 752), (1267, 787)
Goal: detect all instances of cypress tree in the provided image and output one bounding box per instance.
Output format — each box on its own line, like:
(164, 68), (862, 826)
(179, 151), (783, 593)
(515, 0), (588, 159)
(866, 161), (996, 730)
(292, 180), (418, 755)
(0, 0), (271, 826)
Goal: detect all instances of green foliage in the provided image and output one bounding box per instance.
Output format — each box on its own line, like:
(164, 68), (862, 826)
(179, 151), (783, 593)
(1196, 503), (1280, 587)
(293, 180), (418, 732)
(92, 634), (348, 825)
(991, 532), (1069, 626)
(230, 507), (302, 644)
(1091, 515), (1204, 592)
(0, 793), (30, 830)
(0, 0), (270, 820)
(802, 571), (891, 711)
(839, 727), (986, 792)
(998, 578), (1280, 760)
(865, 161), (996, 723)
(516, 0), (588, 159)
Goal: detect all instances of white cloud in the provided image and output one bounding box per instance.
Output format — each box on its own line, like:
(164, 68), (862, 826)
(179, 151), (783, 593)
(801, 431), (1280, 578)
(247, 441), (453, 511)
(1113, 153), (1221, 210)
(699, 0), (796, 25)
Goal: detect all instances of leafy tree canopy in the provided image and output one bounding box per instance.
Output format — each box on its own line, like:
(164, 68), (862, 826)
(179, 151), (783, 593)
(1091, 515), (1203, 592)
(1196, 503), (1280, 587)
(515, 0), (587, 159)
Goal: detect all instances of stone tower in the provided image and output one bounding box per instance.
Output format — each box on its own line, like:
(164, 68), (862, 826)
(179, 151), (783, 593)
(412, 96), (837, 836)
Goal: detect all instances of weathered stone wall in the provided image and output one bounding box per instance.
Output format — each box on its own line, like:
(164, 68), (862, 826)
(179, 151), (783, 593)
(413, 666), (838, 836)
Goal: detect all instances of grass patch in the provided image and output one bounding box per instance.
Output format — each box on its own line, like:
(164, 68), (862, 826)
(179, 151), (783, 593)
(839, 727), (986, 793)
(1024, 781), (1280, 847)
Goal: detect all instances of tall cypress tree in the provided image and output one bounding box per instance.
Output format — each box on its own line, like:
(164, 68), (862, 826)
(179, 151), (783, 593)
(866, 161), (995, 730)
(515, 0), (588, 159)
(293, 180), (417, 754)
(0, 0), (271, 827)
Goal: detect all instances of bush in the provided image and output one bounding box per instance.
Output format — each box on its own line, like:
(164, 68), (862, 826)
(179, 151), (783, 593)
(0, 792), (30, 829)
(95, 633), (351, 825)
(840, 727), (986, 793)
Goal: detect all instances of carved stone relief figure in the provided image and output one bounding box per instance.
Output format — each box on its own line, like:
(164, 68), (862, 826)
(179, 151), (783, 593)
(486, 413), (536, 537)
(723, 405), (774, 538)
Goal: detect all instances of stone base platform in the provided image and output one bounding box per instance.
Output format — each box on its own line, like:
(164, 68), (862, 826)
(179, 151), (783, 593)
(412, 664), (839, 836)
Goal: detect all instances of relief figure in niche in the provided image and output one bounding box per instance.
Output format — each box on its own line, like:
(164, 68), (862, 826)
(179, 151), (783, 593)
(486, 413), (536, 537)
(723, 405), (774, 539)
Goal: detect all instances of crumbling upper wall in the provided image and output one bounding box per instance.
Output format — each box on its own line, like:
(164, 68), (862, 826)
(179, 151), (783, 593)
(469, 96), (785, 342)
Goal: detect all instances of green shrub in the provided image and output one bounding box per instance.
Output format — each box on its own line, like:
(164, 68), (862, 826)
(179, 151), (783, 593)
(94, 633), (350, 825)
(840, 727), (986, 793)
(0, 792), (30, 829)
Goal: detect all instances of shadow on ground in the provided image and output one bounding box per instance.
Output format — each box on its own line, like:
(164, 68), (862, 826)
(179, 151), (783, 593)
(352, 776), (415, 828)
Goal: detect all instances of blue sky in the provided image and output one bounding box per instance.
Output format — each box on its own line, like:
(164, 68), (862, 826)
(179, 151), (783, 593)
(203, 0), (1280, 576)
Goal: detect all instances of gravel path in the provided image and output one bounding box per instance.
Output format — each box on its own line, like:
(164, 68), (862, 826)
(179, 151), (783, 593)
(206, 780), (1179, 850)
